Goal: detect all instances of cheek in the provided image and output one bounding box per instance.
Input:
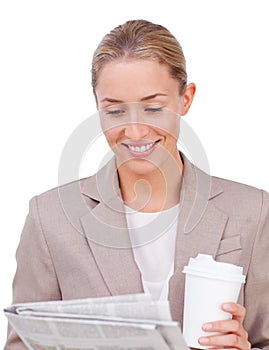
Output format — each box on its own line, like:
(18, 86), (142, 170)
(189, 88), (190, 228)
(102, 127), (121, 146)
(154, 114), (180, 140)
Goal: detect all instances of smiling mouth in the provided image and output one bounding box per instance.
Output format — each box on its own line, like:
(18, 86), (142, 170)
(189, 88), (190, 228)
(122, 140), (161, 157)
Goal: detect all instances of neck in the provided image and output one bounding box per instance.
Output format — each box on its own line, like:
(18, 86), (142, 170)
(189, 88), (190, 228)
(117, 152), (183, 212)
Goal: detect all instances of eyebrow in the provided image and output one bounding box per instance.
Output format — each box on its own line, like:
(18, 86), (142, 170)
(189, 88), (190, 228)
(141, 93), (167, 101)
(100, 93), (168, 103)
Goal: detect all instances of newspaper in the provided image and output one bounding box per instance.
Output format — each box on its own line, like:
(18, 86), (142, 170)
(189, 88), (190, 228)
(4, 293), (189, 350)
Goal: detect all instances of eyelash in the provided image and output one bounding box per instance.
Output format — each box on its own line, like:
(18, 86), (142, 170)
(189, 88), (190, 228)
(105, 110), (124, 115)
(105, 107), (163, 115)
(145, 107), (163, 112)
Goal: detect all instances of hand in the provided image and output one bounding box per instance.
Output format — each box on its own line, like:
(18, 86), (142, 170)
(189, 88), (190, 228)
(198, 302), (251, 350)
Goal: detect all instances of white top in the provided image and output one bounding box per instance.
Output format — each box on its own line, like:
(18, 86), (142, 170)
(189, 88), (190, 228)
(124, 204), (180, 301)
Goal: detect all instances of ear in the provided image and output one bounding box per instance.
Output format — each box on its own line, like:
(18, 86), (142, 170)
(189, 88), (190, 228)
(181, 83), (196, 116)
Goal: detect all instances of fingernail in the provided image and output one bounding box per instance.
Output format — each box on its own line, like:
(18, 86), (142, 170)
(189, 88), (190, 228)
(202, 323), (213, 330)
(223, 303), (233, 310)
(199, 337), (209, 344)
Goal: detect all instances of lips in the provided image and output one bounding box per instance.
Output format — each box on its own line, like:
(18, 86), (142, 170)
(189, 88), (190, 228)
(128, 143), (154, 153)
(122, 140), (160, 157)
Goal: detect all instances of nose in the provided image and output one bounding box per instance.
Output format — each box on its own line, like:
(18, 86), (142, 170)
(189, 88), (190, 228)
(123, 107), (151, 139)
(124, 121), (150, 139)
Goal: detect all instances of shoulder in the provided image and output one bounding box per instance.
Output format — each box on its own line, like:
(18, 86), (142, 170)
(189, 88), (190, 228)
(32, 176), (93, 205)
(33, 157), (116, 207)
(31, 157), (117, 217)
(212, 174), (268, 200)
(27, 175), (97, 232)
(211, 174), (269, 220)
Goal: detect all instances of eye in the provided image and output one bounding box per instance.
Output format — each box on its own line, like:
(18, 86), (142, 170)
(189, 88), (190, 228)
(144, 107), (163, 113)
(105, 109), (125, 116)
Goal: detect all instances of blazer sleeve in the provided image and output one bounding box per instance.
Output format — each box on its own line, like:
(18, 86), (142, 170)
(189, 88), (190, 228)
(4, 196), (62, 350)
(244, 190), (269, 350)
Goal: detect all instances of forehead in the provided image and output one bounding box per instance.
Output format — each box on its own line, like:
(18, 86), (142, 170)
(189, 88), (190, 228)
(95, 58), (179, 103)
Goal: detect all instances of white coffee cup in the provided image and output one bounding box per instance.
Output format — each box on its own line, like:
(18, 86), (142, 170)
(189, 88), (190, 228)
(182, 254), (246, 349)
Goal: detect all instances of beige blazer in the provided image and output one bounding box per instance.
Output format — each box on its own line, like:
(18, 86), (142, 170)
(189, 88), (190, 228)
(5, 153), (269, 349)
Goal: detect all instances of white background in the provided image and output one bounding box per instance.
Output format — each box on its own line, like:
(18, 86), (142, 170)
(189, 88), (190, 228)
(1, 0), (268, 345)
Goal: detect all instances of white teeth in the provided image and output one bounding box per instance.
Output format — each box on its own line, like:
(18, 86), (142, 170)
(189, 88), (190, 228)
(128, 143), (154, 153)
(140, 146), (146, 152)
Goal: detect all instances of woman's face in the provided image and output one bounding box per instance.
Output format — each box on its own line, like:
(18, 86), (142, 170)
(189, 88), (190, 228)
(95, 58), (195, 175)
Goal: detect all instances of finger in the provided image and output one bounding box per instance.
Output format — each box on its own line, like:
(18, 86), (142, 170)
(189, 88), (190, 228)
(222, 302), (246, 322)
(199, 333), (251, 349)
(202, 319), (241, 334)
(202, 319), (249, 341)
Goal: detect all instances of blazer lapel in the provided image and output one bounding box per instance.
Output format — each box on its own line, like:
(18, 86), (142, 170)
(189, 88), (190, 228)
(80, 158), (143, 296)
(168, 154), (229, 324)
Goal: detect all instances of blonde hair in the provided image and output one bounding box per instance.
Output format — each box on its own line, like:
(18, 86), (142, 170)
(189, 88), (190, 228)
(91, 19), (187, 95)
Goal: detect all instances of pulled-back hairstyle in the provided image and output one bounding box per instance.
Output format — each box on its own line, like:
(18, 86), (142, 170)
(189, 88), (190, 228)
(91, 19), (187, 95)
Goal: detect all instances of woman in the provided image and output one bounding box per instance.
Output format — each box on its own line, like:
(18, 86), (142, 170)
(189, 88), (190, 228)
(6, 20), (268, 350)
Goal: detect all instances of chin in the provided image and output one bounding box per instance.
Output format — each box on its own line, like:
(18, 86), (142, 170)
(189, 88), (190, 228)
(119, 157), (161, 176)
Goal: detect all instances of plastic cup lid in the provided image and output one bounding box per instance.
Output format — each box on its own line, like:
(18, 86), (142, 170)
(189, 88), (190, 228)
(182, 254), (246, 283)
